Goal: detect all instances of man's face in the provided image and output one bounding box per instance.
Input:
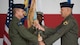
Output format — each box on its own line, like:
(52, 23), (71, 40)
(37, 14), (43, 23)
(17, 9), (25, 19)
(60, 7), (68, 18)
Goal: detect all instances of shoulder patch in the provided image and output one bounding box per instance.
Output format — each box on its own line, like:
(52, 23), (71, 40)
(63, 21), (68, 25)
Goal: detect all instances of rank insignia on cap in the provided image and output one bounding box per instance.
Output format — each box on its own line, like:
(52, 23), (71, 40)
(63, 21), (68, 25)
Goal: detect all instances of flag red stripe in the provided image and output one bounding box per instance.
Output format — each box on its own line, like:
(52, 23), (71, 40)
(4, 30), (11, 41)
(3, 40), (7, 45)
(0, 14), (7, 38)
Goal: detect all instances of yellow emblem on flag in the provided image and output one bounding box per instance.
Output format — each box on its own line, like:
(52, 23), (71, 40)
(24, 0), (28, 8)
(63, 21), (68, 25)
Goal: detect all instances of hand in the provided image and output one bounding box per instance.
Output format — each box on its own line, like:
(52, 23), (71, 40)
(39, 41), (45, 45)
(33, 20), (45, 31)
(37, 24), (45, 31)
(38, 33), (43, 41)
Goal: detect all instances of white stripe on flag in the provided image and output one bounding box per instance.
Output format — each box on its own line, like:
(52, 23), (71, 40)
(4, 35), (11, 45)
(0, 38), (3, 45)
(5, 25), (9, 34)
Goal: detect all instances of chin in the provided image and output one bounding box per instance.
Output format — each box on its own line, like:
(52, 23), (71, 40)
(21, 16), (24, 19)
(22, 17), (24, 18)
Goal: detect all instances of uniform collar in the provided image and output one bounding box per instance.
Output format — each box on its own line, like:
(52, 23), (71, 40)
(12, 16), (20, 23)
(64, 14), (72, 20)
(62, 14), (73, 22)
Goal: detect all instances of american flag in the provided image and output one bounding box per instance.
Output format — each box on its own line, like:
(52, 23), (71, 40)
(3, 0), (13, 45)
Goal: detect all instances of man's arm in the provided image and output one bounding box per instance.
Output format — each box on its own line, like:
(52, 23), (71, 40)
(43, 25), (61, 36)
(13, 22), (38, 43)
(44, 20), (74, 45)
